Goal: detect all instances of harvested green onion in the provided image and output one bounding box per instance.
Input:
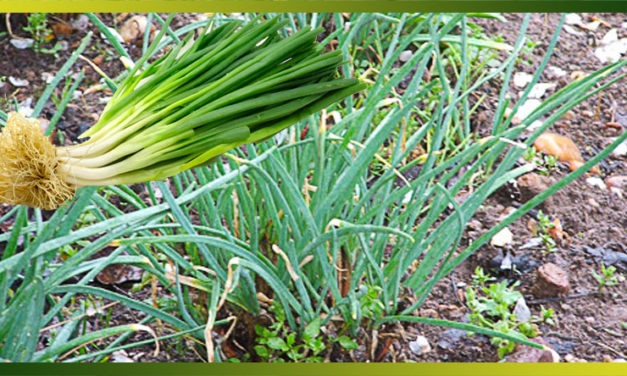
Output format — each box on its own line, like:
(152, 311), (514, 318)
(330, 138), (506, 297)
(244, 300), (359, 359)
(0, 16), (365, 210)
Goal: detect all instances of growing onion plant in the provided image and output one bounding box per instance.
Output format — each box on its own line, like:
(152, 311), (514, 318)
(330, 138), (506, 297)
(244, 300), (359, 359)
(0, 13), (625, 362)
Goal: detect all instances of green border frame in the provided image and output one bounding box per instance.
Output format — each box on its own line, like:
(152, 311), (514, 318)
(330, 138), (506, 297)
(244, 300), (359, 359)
(0, 1), (625, 374)
(0, 0), (625, 12)
(1, 363), (626, 375)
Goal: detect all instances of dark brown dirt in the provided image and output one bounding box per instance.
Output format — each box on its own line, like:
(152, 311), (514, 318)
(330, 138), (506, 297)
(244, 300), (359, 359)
(395, 13), (626, 363)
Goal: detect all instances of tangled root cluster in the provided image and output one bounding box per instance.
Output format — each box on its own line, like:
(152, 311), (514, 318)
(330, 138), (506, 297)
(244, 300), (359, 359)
(0, 112), (75, 210)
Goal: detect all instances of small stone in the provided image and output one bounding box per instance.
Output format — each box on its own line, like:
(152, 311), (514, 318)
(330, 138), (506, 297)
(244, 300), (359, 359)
(71, 14), (90, 30)
(532, 263), (571, 298)
(546, 338), (577, 355)
(584, 316), (595, 324)
(526, 219), (538, 234)
(399, 50), (413, 63)
(58, 41), (69, 52)
(513, 72), (533, 88)
(444, 305), (465, 320)
(10, 38), (33, 49)
(594, 36), (627, 63)
(111, 350), (134, 363)
(586, 176), (606, 190)
(587, 198), (600, 208)
(581, 110), (594, 117)
(611, 139), (627, 157)
(17, 98), (34, 117)
(409, 335), (431, 355)
(8, 76), (29, 87)
(38, 118), (51, 135)
(96, 263), (144, 285)
(547, 66), (567, 78)
(513, 297), (531, 323)
(563, 25), (584, 36)
(600, 29), (619, 46)
(528, 83), (557, 99)
(41, 72), (55, 84)
(610, 187), (623, 199)
(506, 337), (559, 362)
(491, 227), (514, 248)
(504, 107), (522, 125)
(517, 99), (542, 121)
(528, 120), (543, 132)
(438, 328), (466, 350)
(606, 176), (627, 191)
(520, 237), (543, 250)
(603, 355), (613, 362)
(517, 173), (555, 210)
(467, 219), (482, 231)
(501, 252), (513, 270)
(51, 21), (74, 37)
(563, 110), (576, 120)
(564, 353), (587, 362)
(564, 13), (582, 25)
(581, 21), (601, 32)
(561, 304), (571, 312)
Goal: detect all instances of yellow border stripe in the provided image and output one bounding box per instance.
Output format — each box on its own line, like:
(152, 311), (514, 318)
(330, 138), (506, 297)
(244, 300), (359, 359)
(0, 0), (626, 12)
(1, 363), (627, 374)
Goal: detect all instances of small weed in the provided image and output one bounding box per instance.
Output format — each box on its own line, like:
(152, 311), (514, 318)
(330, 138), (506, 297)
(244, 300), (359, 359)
(358, 285), (385, 321)
(516, 38), (540, 66)
(472, 266), (496, 286)
(23, 13), (52, 53)
(465, 267), (540, 358)
(592, 263), (622, 293)
(21, 13), (64, 56)
(536, 305), (556, 326)
(254, 303), (359, 362)
(536, 210), (558, 254)
(523, 147), (558, 176)
(254, 303), (326, 362)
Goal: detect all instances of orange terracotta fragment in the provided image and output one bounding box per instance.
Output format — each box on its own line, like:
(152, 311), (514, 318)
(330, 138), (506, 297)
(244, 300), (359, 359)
(533, 132), (600, 175)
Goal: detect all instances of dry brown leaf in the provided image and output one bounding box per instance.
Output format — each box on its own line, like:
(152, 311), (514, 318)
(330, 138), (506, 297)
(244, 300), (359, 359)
(546, 218), (565, 241)
(119, 15), (148, 43)
(51, 22), (74, 37)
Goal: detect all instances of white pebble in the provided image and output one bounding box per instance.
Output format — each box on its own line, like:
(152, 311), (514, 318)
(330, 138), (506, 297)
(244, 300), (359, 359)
(491, 227), (514, 247)
(399, 50), (413, 63)
(513, 72), (533, 88)
(586, 177), (606, 190)
(409, 335), (431, 355)
(8, 76), (29, 87)
(10, 38), (33, 49)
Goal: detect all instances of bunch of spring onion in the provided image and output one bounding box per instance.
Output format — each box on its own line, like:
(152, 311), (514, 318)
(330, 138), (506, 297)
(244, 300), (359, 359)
(0, 16), (365, 210)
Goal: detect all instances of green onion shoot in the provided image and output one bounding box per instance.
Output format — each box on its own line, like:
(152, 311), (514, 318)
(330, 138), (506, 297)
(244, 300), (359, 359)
(0, 16), (365, 210)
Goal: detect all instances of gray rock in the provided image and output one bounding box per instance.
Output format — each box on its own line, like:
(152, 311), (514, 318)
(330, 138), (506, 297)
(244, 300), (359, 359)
(438, 328), (467, 350)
